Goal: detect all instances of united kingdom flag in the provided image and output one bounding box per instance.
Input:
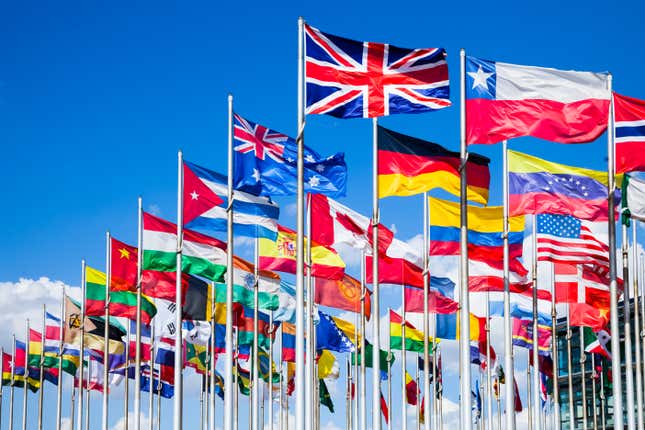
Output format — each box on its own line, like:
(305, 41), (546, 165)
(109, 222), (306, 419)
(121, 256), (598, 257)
(304, 24), (451, 119)
(233, 113), (288, 162)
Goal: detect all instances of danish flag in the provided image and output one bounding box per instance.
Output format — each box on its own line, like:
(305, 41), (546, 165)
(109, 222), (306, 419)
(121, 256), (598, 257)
(233, 113), (287, 162)
(304, 24), (451, 118)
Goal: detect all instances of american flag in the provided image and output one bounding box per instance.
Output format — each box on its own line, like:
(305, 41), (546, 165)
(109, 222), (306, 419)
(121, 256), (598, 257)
(304, 24), (451, 118)
(536, 214), (609, 267)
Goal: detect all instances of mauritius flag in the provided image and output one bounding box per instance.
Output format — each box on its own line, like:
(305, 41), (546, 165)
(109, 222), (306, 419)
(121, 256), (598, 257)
(377, 126), (490, 204)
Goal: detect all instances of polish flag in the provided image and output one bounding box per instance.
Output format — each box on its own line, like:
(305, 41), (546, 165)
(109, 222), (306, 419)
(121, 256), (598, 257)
(466, 56), (610, 144)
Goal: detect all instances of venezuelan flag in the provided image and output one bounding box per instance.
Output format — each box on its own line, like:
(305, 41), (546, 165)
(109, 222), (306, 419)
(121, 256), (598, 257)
(508, 150), (621, 221)
(378, 126), (491, 204)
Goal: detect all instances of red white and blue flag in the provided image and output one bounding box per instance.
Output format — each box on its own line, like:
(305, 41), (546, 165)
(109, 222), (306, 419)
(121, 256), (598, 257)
(614, 92), (645, 173)
(304, 24), (450, 118)
(466, 56), (610, 144)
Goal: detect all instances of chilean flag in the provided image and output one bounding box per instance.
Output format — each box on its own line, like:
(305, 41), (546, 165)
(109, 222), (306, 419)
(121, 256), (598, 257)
(466, 56), (610, 144)
(614, 92), (645, 173)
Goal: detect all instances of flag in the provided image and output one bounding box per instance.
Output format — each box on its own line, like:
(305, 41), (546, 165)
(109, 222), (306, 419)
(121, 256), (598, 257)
(536, 214), (609, 268)
(583, 327), (611, 359)
(259, 224), (345, 280)
(404, 284), (459, 315)
(85, 266), (158, 324)
(281, 322), (296, 362)
(314, 274), (371, 319)
(316, 311), (355, 353)
(429, 196), (526, 273)
(214, 256), (281, 311)
(64, 296), (125, 355)
(622, 174), (645, 224)
(513, 378), (523, 412)
(405, 371), (418, 405)
(435, 312), (486, 341)
(317, 349), (340, 379)
(273, 281), (297, 322)
(236, 305), (277, 350)
(389, 310), (428, 353)
(2, 352), (12, 385)
(27, 328), (60, 369)
(511, 318), (552, 355)
(141, 368), (174, 399)
(304, 23), (450, 118)
(366, 237), (424, 288)
(14, 340), (41, 392)
(380, 391), (389, 424)
(331, 316), (361, 347)
(319, 379), (335, 413)
(554, 264), (613, 309)
(350, 341), (394, 380)
(378, 126), (490, 203)
(509, 150), (619, 221)
(183, 160), (279, 239)
(110, 237), (138, 291)
(233, 113), (347, 197)
(569, 303), (609, 331)
(472, 379), (482, 422)
(465, 56), (610, 144)
(184, 341), (209, 374)
(310, 194), (393, 254)
(614, 92), (645, 173)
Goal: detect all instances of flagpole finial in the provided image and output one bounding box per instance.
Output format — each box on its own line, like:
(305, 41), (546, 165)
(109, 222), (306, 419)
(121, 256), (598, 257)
(228, 93), (233, 102)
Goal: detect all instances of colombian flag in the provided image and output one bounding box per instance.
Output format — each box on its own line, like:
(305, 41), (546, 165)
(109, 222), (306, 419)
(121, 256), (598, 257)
(377, 126), (490, 204)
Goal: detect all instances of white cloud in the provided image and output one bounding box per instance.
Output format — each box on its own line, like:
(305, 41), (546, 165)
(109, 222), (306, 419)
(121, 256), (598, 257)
(109, 411), (151, 430)
(147, 203), (162, 217)
(335, 243), (364, 271)
(285, 203), (297, 217)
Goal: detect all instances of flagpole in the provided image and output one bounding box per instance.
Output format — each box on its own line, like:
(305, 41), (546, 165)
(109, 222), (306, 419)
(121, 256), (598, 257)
(458, 48), (473, 430)
(371, 114), (384, 430)
(295, 16), (307, 430)
(0, 346), (3, 430)
(56, 286), (66, 430)
(268, 311), (274, 430)
(606, 73), (625, 430)
(70, 380), (76, 430)
(9, 336), (15, 430)
(599, 357), (606, 430)
(252, 237), (260, 430)
(565, 309), (574, 429)
(124, 318), (130, 430)
(359, 252), (366, 430)
(148, 324), (155, 430)
(531, 218), (541, 430)
(495, 376), (501, 430)
(485, 292), (492, 430)
(173, 150), (185, 430)
(527, 351), (532, 430)
(77, 260), (86, 430)
(225, 93), (235, 430)
(278, 326), (283, 430)
(387, 342), (392, 430)
(85, 359), (90, 430)
(632, 220), (645, 430)
(210, 281), (216, 430)
(579, 327), (588, 429)
(22, 319), (28, 430)
(550, 265), (560, 430)
(431, 315), (438, 430)
(422, 192), (430, 430)
(134, 194), (144, 430)
(346, 359), (351, 430)
(102, 232), (111, 430)
(622, 219), (637, 430)
(305, 194), (313, 430)
(591, 353), (598, 430)
(200, 374), (205, 430)
(233, 329), (239, 430)
(156, 377), (161, 430)
(353, 313), (358, 430)
(401, 291), (407, 430)
(415, 357), (420, 430)
(640, 247), (645, 422)
(38, 305), (45, 430)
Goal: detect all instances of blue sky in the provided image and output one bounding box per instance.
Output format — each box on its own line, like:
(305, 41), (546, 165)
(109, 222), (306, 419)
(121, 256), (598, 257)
(1, 0), (645, 428)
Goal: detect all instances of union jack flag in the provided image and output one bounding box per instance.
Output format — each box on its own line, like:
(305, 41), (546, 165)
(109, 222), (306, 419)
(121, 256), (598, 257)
(304, 24), (451, 118)
(233, 113), (288, 162)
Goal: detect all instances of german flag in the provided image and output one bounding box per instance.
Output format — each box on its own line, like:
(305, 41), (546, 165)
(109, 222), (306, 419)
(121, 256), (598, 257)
(377, 126), (490, 204)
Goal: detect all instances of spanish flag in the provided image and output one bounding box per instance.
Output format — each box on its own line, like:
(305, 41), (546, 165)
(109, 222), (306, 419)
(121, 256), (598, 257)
(377, 126), (490, 204)
(259, 224), (345, 280)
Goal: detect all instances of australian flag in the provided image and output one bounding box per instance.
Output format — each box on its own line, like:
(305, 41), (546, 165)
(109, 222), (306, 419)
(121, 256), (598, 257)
(233, 113), (347, 197)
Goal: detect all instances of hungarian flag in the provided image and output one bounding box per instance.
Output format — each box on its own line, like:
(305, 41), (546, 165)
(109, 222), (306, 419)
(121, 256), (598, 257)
(314, 274), (371, 320)
(378, 126), (490, 204)
(583, 327), (611, 359)
(110, 237), (138, 291)
(389, 309), (428, 353)
(259, 224), (345, 280)
(614, 92), (645, 174)
(466, 56), (610, 144)
(509, 150), (618, 221)
(405, 371), (418, 405)
(85, 266), (157, 325)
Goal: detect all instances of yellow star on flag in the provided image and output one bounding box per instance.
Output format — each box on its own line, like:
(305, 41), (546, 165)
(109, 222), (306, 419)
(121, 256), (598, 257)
(119, 248), (131, 259)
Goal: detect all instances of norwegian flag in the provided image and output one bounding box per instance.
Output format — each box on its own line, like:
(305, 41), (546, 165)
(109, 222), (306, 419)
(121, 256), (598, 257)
(536, 214), (609, 268)
(304, 24), (451, 118)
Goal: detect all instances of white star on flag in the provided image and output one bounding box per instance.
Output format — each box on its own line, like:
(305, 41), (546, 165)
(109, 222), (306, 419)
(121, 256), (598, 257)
(468, 66), (494, 91)
(305, 154), (316, 163)
(308, 176), (320, 187)
(315, 164), (325, 173)
(190, 191), (199, 200)
(252, 168), (261, 182)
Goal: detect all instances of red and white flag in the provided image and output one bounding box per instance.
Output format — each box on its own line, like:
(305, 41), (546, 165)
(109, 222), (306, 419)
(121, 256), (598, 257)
(614, 92), (645, 173)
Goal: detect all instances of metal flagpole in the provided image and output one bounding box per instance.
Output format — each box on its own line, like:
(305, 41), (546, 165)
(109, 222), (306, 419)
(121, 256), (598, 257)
(9, 336), (15, 430)
(124, 319), (130, 430)
(70, 384), (76, 430)
(485, 292), (492, 430)
(531, 218), (541, 430)
(600, 357), (606, 430)
(295, 16), (307, 430)
(156, 378), (161, 430)
(38, 305), (45, 430)
(550, 265), (560, 430)
(305, 195), (313, 430)
(359, 252), (366, 430)
(225, 93), (235, 430)
(527, 352), (532, 430)
(632, 221), (645, 430)
(148, 324), (155, 430)
(210, 281), (216, 430)
(579, 327), (588, 429)
(415, 359), (420, 430)
(0, 346), (3, 430)
(353, 313), (358, 430)
(607, 73), (625, 429)
(77, 260), (86, 430)
(85, 360), (91, 430)
(269, 311), (274, 430)
(371, 116), (382, 430)
(431, 315), (437, 430)
(495, 376), (501, 430)
(135, 195), (144, 430)
(21, 320), (28, 430)
(260, 375), (265, 430)
(459, 48), (473, 430)
(401, 291), (407, 430)
(200, 374), (205, 430)
(346, 359), (351, 430)
(387, 344), (392, 430)
(422, 192), (431, 430)
(173, 150), (185, 430)
(103, 232), (111, 430)
(591, 353), (598, 430)
(252, 238), (260, 430)
(565, 310), (574, 429)
(623, 221), (637, 430)
(641, 250), (645, 423)
(56, 286), (66, 430)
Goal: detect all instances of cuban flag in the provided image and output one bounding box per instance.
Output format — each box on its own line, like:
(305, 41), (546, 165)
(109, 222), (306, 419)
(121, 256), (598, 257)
(183, 160), (279, 240)
(233, 113), (347, 197)
(466, 56), (610, 144)
(614, 92), (645, 173)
